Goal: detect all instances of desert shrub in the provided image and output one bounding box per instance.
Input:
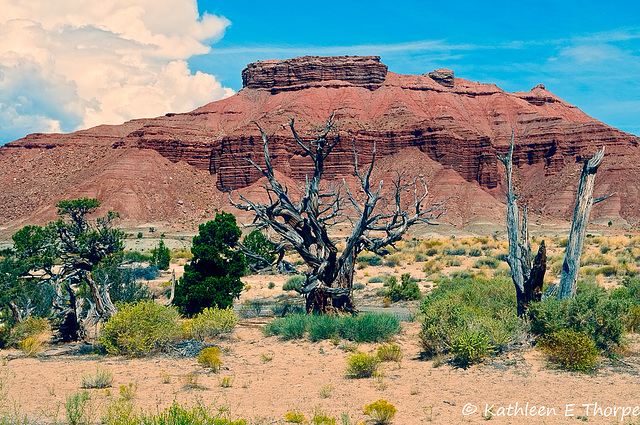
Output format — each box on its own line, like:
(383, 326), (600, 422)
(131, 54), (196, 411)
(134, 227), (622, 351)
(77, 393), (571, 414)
(386, 273), (422, 302)
(357, 253), (382, 267)
(140, 402), (246, 425)
(263, 314), (310, 340)
(345, 351), (379, 378)
(264, 313), (401, 343)
(414, 253), (427, 262)
(422, 259), (441, 274)
(100, 300), (180, 356)
(81, 366), (114, 389)
(268, 281), (275, 289)
(311, 413), (336, 425)
(376, 344), (403, 362)
(171, 248), (193, 260)
(538, 329), (598, 372)
(306, 314), (339, 342)
(419, 276), (526, 365)
(368, 275), (385, 283)
(65, 391), (91, 425)
(364, 399), (396, 425)
(8, 316), (50, 347)
(473, 257), (500, 269)
(18, 336), (45, 357)
(338, 313), (402, 343)
(197, 347), (223, 372)
(285, 411), (306, 423)
(123, 250), (153, 262)
(183, 307), (238, 340)
(424, 247), (439, 256)
(596, 265), (617, 276)
(353, 282), (366, 291)
(528, 282), (630, 356)
(443, 256), (462, 267)
(383, 254), (402, 268)
(283, 275), (305, 291)
(447, 329), (493, 368)
(468, 247), (483, 257)
(151, 239), (171, 270)
(443, 247), (466, 256)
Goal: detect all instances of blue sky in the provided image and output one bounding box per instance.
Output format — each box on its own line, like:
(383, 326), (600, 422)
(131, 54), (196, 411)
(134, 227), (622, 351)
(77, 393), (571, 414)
(1, 0), (638, 144)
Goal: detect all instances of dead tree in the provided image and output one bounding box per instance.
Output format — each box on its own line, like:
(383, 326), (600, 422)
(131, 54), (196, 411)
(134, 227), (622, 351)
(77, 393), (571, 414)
(231, 114), (448, 314)
(497, 131), (547, 316)
(557, 147), (612, 299)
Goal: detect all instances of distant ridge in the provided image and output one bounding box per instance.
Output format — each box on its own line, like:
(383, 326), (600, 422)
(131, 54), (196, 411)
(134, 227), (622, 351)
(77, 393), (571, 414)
(2, 55), (639, 234)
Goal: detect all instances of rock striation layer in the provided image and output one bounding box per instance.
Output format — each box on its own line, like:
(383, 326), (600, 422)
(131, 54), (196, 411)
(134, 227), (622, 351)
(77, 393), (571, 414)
(2, 55), (640, 231)
(241, 55), (388, 92)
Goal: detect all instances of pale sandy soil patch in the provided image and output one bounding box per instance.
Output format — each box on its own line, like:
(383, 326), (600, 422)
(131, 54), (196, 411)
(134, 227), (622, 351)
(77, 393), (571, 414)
(3, 322), (640, 424)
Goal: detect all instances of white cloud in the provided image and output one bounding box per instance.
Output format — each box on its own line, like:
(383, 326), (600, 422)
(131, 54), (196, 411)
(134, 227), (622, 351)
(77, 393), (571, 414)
(0, 0), (233, 142)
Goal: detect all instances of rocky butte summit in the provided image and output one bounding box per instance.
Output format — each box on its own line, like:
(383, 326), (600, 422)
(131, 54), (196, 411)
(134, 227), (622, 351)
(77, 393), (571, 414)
(1, 55), (639, 234)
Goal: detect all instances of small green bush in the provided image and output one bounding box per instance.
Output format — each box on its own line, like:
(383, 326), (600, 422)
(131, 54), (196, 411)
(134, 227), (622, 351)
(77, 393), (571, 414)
(368, 276), (385, 283)
(65, 391), (91, 425)
(263, 314), (309, 340)
(386, 273), (422, 302)
(306, 315), (339, 342)
(538, 329), (598, 372)
(447, 329), (493, 367)
(528, 283), (630, 356)
(151, 239), (171, 270)
(357, 253), (383, 267)
(183, 307), (238, 340)
(472, 257), (500, 269)
(283, 275), (305, 291)
(338, 313), (402, 343)
(364, 399), (397, 425)
(443, 247), (466, 256)
(468, 247), (483, 257)
(197, 347), (223, 372)
(100, 301), (180, 356)
(265, 313), (402, 343)
(597, 265), (617, 276)
(376, 344), (403, 362)
(345, 351), (379, 378)
(419, 276), (526, 365)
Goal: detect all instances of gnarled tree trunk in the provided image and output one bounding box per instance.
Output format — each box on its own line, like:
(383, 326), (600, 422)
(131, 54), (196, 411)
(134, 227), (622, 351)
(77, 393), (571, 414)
(498, 130), (547, 316)
(231, 114), (448, 313)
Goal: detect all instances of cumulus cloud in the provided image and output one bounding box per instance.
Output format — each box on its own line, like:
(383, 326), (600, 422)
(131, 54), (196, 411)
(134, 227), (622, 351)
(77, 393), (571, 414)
(0, 0), (233, 142)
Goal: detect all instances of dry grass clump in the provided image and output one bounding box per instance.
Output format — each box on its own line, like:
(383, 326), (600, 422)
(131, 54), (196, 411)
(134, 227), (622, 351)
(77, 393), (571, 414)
(81, 366), (114, 389)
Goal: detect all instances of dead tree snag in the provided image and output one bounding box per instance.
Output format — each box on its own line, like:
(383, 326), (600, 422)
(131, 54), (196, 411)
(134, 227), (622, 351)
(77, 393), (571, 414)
(557, 147), (612, 299)
(497, 130), (546, 316)
(231, 114), (448, 313)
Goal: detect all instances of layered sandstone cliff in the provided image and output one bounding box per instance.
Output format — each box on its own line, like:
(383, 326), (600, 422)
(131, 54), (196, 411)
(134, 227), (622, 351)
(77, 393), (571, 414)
(2, 55), (639, 231)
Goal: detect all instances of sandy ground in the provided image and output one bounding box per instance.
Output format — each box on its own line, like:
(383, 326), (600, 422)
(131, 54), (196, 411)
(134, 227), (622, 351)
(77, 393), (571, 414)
(3, 320), (640, 424)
